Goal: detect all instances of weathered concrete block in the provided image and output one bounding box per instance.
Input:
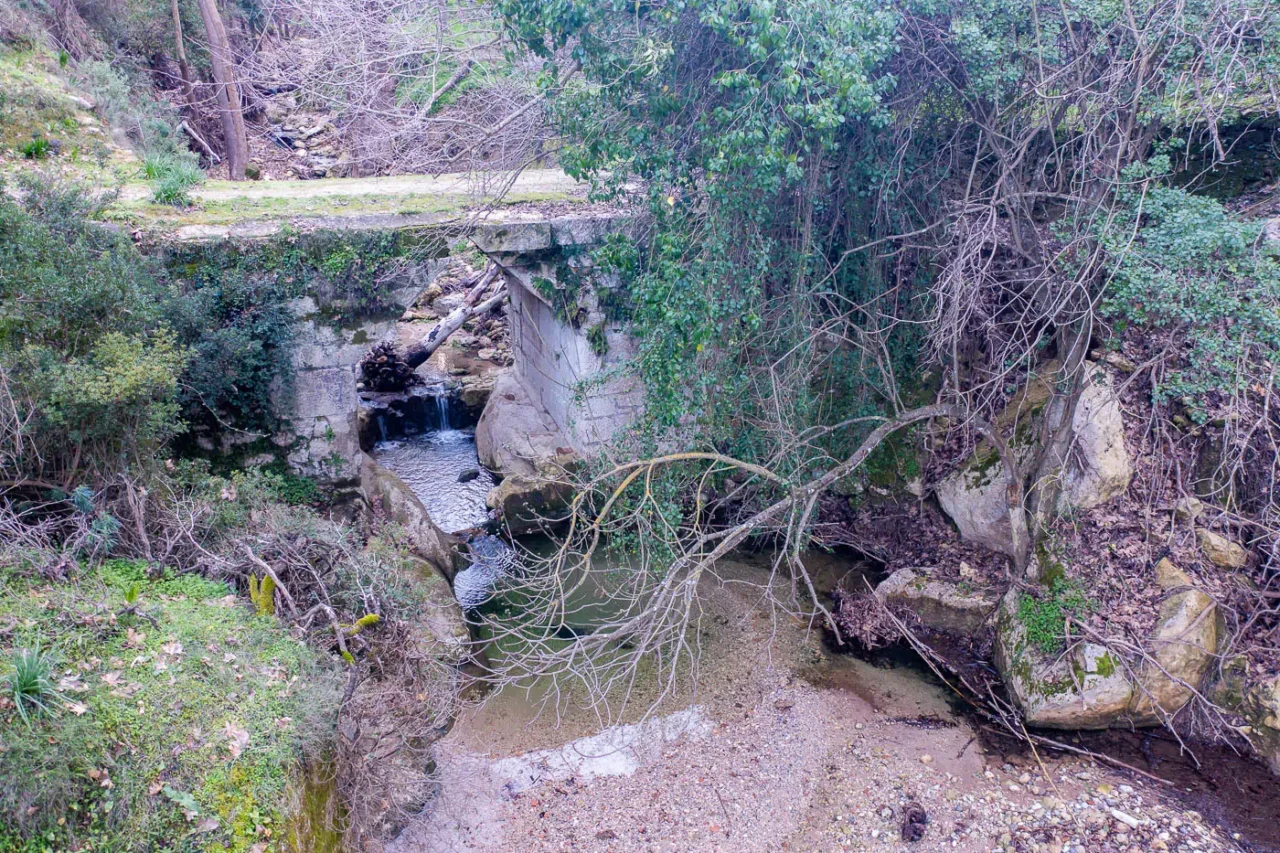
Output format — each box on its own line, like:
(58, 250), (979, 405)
(472, 221), (554, 254)
(549, 214), (630, 248)
(875, 568), (1001, 635)
(292, 366), (358, 419)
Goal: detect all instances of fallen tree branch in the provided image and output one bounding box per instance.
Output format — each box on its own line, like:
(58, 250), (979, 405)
(359, 262), (505, 391)
(179, 120), (220, 164)
(403, 277), (506, 370)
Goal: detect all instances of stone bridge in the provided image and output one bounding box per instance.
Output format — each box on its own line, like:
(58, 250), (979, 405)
(277, 210), (637, 489)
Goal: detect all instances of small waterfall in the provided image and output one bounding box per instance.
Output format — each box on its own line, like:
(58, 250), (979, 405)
(366, 382), (494, 533)
(436, 392), (451, 430)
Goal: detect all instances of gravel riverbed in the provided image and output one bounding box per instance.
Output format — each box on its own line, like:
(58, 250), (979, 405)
(391, 561), (1246, 853)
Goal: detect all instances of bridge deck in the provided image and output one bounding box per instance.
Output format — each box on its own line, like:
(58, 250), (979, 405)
(110, 169), (603, 241)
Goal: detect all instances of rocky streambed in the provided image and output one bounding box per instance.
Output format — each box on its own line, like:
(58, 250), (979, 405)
(355, 297), (1280, 852)
(380, 550), (1277, 853)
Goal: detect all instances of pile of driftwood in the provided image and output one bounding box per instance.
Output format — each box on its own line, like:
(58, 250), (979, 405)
(359, 342), (418, 392)
(358, 263), (506, 393)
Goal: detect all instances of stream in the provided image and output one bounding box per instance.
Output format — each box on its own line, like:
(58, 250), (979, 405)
(373, 402), (1280, 852)
(368, 387), (496, 535)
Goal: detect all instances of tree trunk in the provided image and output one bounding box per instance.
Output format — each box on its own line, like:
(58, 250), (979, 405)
(403, 269), (505, 370)
(194, 0), (249, 180)
(359, 265), (506, 392)
(170, 0), (196, 105)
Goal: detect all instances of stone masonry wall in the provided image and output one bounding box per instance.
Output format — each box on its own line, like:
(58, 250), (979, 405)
(506, 274), (642, 454)
(472, 214), (641, 457)
(284, 262), (445, 484)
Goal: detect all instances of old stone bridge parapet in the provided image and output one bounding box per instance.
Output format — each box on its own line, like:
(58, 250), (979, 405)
(471, 214), (641, 457)
(158, 206), (636, 491)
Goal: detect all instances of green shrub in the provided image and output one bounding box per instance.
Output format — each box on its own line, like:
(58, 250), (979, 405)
(1098, 159), (1280, 419)
(1, 642), (67, 727)
(263, 469), (323, 506)
(163, 271), (298, 434)
(0, 177), (187, 478)
(0, 178), (308, 478)
(144, 150), (204, 205)
(17, 135), (48, 159)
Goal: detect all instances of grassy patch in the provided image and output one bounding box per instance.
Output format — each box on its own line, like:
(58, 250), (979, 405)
(1017, 577), (1095, 655)
(0, 48), (115, 178)
(0, 559), (338, 851)
(106, 184), (583, 230)
(144, 151), (204, 206)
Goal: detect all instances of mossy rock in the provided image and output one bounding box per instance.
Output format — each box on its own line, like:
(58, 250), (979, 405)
(995, 561), (1221, 730)
(994, 590), (1134, 729)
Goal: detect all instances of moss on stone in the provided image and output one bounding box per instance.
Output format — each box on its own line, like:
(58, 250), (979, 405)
(1095, 652), (1117, 678)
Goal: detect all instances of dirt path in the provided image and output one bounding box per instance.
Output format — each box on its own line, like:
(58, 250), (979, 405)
(117, 168), (581, 204)
(390, 561), (1241, 853)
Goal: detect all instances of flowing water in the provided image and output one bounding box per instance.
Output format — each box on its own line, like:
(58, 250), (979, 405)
(366, 393), (1280, 850)
(369, 388), (496, 534)
(373, 428), (496, 533)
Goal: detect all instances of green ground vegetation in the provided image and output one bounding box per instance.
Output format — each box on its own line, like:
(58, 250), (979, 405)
(1017, 577), (1096, 656)
(106, 186), (579, 230)
(0, 559), (337, 852)
(0, 49), (115, 175)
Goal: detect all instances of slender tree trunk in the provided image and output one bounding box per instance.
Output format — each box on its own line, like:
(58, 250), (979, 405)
(170, 0), (196, 105)
(194, 0), (249, 180)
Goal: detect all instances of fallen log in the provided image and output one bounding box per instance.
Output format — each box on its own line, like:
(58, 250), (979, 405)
(359, 263), (507, 392)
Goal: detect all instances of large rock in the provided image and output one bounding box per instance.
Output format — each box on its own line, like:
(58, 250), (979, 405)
(1241, 677), (1280, 776)
(936, 369), (1055, 556)
(937, 362), (1131, 556)
(1128, 560), (1218, 722)
(475, 370), (579, 533)
(1211, 657), (1280, 776)
(994, 559), (1219, 729)
(994, 589), (1134, 729)
(475, 370), (567, 477)
(486, 470), (576, 535)
(1197, 528), (1249, 569)
(874, 568), (1001, 635)
(402, 556), (471, 665)
(361, 454), (455, 576)
(936, 453), (1021, 556)
(1056, 366), (1131, 511)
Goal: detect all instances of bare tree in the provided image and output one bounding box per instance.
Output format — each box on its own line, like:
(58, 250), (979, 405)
(170, 0), (196, 105)
(195, 0), (249, 179)
(244, 0), (553, 176)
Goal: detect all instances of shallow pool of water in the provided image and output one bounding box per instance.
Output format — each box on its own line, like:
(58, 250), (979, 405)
(373, 428), (496, 533)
